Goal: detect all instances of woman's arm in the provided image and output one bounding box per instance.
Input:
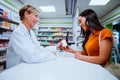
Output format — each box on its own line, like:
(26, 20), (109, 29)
(75, 38), (113, 65)
(62, 46), (87, 55)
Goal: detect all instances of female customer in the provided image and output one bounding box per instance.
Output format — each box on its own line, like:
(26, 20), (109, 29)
(62, 9), (113, 66)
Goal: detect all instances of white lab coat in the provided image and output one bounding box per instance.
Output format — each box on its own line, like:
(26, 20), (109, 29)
(6, 23), (56, 68)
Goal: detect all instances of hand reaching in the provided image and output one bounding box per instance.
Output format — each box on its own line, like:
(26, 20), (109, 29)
(62, 46), (74, 53)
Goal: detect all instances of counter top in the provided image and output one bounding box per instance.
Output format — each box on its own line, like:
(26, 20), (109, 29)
(0, 57), (118, 80)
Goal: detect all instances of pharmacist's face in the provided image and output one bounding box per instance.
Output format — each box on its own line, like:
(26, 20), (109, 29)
(79, 16), (89, 31)
(25, 10), (39, 28)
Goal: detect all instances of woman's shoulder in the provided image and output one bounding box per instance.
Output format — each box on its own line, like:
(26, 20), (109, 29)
(101, 28), (113, 41)
(102, 28), (112, 33)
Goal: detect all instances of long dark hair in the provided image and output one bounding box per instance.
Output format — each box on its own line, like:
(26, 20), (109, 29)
(79, 9), (104, 50)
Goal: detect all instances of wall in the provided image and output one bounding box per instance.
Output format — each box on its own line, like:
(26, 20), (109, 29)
(39, 18), (72, 27)
(0, 0), (22, 13)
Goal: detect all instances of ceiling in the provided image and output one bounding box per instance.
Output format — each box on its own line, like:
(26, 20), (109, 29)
(18, 0), (120, 19)
(19, 0), (70, 19)
(76, 0), (120, 19)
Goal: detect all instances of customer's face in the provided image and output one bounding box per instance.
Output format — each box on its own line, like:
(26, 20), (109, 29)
(25, 10), (39, 28)
(78, 16), (89, 31)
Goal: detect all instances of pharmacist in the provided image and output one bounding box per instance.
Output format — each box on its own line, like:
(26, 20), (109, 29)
(6, 4), (61, 68)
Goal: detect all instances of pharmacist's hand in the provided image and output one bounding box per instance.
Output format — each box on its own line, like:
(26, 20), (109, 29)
(62, 46), (74, 53)
(56, 41), (63, 49)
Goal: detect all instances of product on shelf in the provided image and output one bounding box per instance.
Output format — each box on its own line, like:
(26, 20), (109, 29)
(38, 27), (73, 46)
(0, 8), (3, 27)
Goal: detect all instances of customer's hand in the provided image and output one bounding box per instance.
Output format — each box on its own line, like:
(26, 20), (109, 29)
(74, 51), (82, 59)
(62, 46), (74, 53)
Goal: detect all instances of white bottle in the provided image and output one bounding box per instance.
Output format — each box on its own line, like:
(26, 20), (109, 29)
(61, 40), (68, 47)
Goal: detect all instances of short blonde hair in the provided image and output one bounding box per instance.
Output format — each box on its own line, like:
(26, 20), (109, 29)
(19, 4), (39, 20)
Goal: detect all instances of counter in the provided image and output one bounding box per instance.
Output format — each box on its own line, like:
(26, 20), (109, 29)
(0, 56), (118, 80)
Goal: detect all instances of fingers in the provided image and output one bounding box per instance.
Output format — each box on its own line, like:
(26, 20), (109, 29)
(56, 42), (63, 49)
(57, 41), (70, 51)
(61, 47), (65, 50)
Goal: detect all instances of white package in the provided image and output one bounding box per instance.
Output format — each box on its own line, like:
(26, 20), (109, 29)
(61, 40), (68, 47)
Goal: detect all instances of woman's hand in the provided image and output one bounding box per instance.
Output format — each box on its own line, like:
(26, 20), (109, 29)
(74, 51), (82, 59)
(62, 46), (75, 53)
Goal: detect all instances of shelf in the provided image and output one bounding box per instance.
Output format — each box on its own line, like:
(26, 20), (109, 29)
(38, 35), (61, 37)
(38, 30), (72, 33)
(0, 48), (6, 51)
(0, 38), (9, 41)
(38, 27), (73, 46)
(0, 27), (13, 32)
(39, 39), (74, 42)
(0, 15), (19, 69)
(68, 41), (75, 43)
(77, 35), (84, 37)
(77, 30), (80, 32)
(0, 11), (19, 70)
(40, 43), (54, 46)
(0, 16), (19, 25)
(0, 58), (6, 62)
(76, 41), (83, 43)
(37, 35), (69, 37)
(39, 39), (58, 41)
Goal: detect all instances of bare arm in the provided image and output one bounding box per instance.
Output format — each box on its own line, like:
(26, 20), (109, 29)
(62, 46), (87, 55)
(75, 38), (113, 65)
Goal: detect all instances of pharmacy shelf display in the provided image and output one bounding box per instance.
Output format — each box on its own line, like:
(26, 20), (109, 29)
(37, 27), (74, 46)
(0, 16), (19, 70)
(0, 16), (19, 51)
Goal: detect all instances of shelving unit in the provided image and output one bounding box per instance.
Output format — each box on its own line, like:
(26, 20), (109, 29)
(0, 16), (19, 70)
(37, 27), (74, 46)
(72, 8), (85, 49)
(112, 20), (120, 63)
(0, 16), (19, 25)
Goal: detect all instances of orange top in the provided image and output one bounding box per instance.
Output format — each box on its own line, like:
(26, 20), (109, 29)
(85, 28), (113, 56)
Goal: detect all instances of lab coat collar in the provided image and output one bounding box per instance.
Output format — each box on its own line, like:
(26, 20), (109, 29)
(19, 22), (32, 36)
(19, 22), (29, 31)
